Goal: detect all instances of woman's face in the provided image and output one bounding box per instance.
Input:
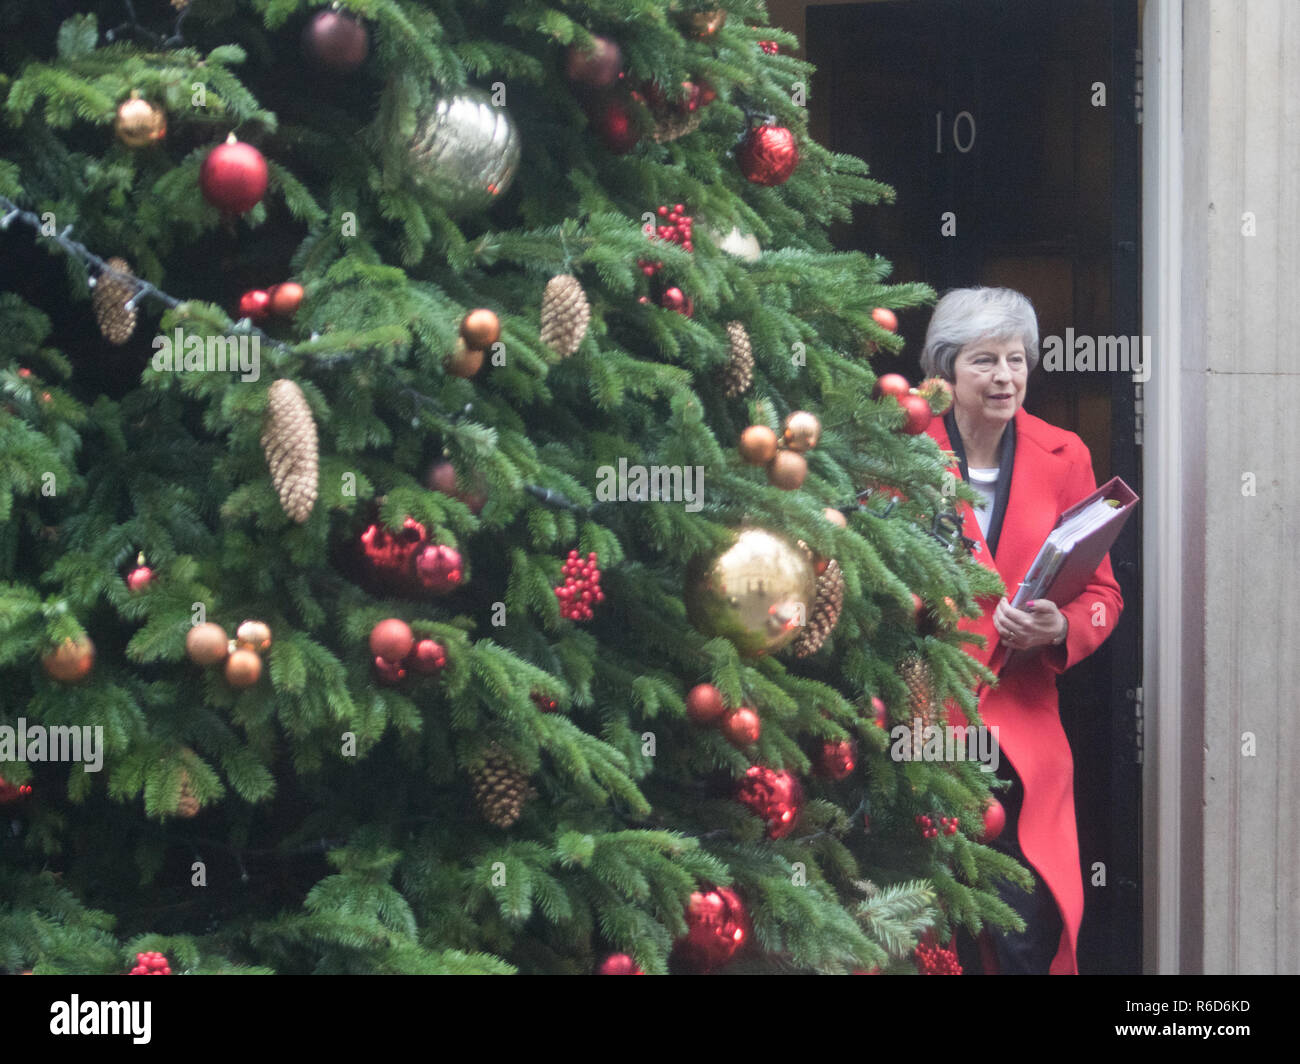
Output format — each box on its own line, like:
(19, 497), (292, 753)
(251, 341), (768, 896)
(951, 336), (1029, 426)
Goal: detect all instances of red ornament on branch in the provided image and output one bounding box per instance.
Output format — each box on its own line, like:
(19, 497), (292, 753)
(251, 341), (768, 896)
(0, 775), (33, 805)
(369, 619), (414, 664)
(239, 289), (271, 321)
(981, 796), (1006, 842)
(303, 10), (370, 73)
(416, 543), (464, 595)
(554, 550), (604, 621)
(596, 953), (644, 975)
(671, 886), (751, 973)
(410, 639), (448, 675)
(200, 136), (269, 214)
(566, 36), (623, 88)
(817, 738), (858, 780)
(737, 123), (799, 186)
(735, 765), (804, 839)
(721, 706), (761, 747)
(685, 683), (727, 725)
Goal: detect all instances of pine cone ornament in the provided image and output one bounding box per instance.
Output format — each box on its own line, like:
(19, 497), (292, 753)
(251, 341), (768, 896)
(651, 110), (703, 144)
(175, 769), (200, 819)
(722, 321), (753, 397)
(899, 655), (942, 729)
(539, 273), (590, 357)
(92, 257), (138, 345)
(260, 379), (319, 524)
(470, 745), (534, 828)
(794, 559), (845, 658)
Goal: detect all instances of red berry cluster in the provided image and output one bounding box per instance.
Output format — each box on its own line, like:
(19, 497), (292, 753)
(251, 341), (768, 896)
(914, 813), (960, 839)
(759, 40), (779, 54)
(554, 550), (604, 621)
(914, 943), (962, 975)
(129, 951), (172, 976)
(639, 204), (694, 278)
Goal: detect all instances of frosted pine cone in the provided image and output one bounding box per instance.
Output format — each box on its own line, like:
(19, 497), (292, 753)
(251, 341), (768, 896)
(794, 559), (845, 658)
(260, 379), (319, 524)
(92, 257), (139, 345)
(540, 274), (590, 357)
(722, 321), (753, 397)
(471, 745), (533, 828)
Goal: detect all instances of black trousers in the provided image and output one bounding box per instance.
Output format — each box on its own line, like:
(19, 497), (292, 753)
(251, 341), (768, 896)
(957, 757), (1064, 975)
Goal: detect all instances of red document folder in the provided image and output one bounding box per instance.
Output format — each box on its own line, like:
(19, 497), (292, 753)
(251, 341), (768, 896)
(992, 475), (1139, 675)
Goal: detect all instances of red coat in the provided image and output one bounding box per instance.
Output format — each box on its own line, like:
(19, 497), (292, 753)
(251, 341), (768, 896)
(925, 406), (1123, 975)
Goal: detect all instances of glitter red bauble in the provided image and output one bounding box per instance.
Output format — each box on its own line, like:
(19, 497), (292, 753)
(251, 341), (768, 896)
(873, 373), (911, 400)
(736, 765), (804, 839)
(369, 619), (414, 663)
(126, 566), (154, 592)
(685, 683), (726, 725)
(358, 517), (429, 584)
(128, 951), (172, 976)
(416, 543), (464, 595)
(817, 738), (858, 780)
(593, 97), (640, 154)
(239, 289), (271, 321)
(303, 10), (370, 73)
(898, 393), (933, 435)
(981, 796), (1006, 842)
(200, 138), (269, 214)
(737, 124), (799, 186)
(721, 706), (761, 747)
(410, 638), (448, 674)
(566, 35), (623, 87)
(596, 952), (644, 975)
(672, 886), (751, 973)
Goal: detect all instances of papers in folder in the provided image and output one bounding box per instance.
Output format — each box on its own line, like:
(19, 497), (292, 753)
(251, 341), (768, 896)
(998, 475), (1138, 673)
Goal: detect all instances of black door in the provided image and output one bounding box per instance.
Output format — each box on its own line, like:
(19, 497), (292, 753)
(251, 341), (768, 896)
(806, 0), (1143, 974)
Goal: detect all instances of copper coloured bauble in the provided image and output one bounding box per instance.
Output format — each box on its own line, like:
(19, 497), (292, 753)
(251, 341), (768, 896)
(186, 623), (229, 665)
(41, 636), (95, 684)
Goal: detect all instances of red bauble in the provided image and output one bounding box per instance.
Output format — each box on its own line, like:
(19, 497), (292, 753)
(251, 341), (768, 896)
(593, 98), (640, 154)
(817, 738), (858, 780)
(239, 289), (271, 321)
(871, 696), (889, 729)
(425, 459), (487, 515)
(531, 690), (559, 713)
(566, 36), (623, 87)
(268, 282), (305, 318)
(128, 951), (172, 976)
(372, 656), (407, 686)
(872, 373), (911, 400)
(415, 543), (464, 595)
(898, 393), (933, 435)
(369, 618), (414, 663)
(721, 706), (761, 747)
(409, 638), (448, 674)
(871, 307), (898, 332)
(981, 796), (1006, 842)
(200, 137), (269, 214)
(672, 886), (751, 973)
(126, 565), (154, 592)
(737, 124), (799, 186)
(736, 765), (804, 839)
(303, 10), (370, 73)
(685, 683), (727, 725)
(596, 953), (644, 975)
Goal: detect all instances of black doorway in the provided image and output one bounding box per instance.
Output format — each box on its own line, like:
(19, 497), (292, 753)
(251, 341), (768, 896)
(806, 0), (1144, 974)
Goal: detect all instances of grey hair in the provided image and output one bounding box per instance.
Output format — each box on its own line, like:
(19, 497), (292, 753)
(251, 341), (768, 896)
(919, 287), (1040, 381)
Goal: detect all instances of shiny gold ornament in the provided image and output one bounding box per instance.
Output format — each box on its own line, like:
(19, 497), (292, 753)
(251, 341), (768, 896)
(738, 424), (778, 465)
(114, 93), (166, 148)
(445, 336), (485, 378)
(685, 528), (818, 656)
(782, 411), (821, 452)
(235, 620), (272, 654)
(409, 88), (521, 215)
(767, 449), (807, 490)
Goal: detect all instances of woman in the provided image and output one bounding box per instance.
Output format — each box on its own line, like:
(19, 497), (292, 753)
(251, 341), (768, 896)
(919, 287), (1123, 975)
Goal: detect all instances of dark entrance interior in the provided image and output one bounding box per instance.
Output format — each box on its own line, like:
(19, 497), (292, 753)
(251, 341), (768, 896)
(801, 0), (1143, 973)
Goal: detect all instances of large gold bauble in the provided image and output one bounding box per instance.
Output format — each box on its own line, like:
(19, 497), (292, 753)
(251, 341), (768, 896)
(782, 411), (822, 452)
(686, 528), (818, 656)
(114, 94), (166, 148)
(408, 88), (521, 215)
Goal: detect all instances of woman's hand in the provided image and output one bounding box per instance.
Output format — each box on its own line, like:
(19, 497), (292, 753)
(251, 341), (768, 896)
(993, 597), (1068, 650)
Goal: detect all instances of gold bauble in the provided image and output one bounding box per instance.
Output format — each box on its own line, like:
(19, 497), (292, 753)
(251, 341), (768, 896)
(41, 636), (95, 684)
(767, 450), (807, 490)
(446, 336), (485, 378)
(738, 425), (778, 465)
(114, 94), (167, 148)
(685, 528), (818, 656)
(782, 411), (822, 453)
(235, 620), (273, 655)
(408, 88), (521, 215)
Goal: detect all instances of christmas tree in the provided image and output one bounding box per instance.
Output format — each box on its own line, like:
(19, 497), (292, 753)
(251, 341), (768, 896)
(0, 0), (1029, 975)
